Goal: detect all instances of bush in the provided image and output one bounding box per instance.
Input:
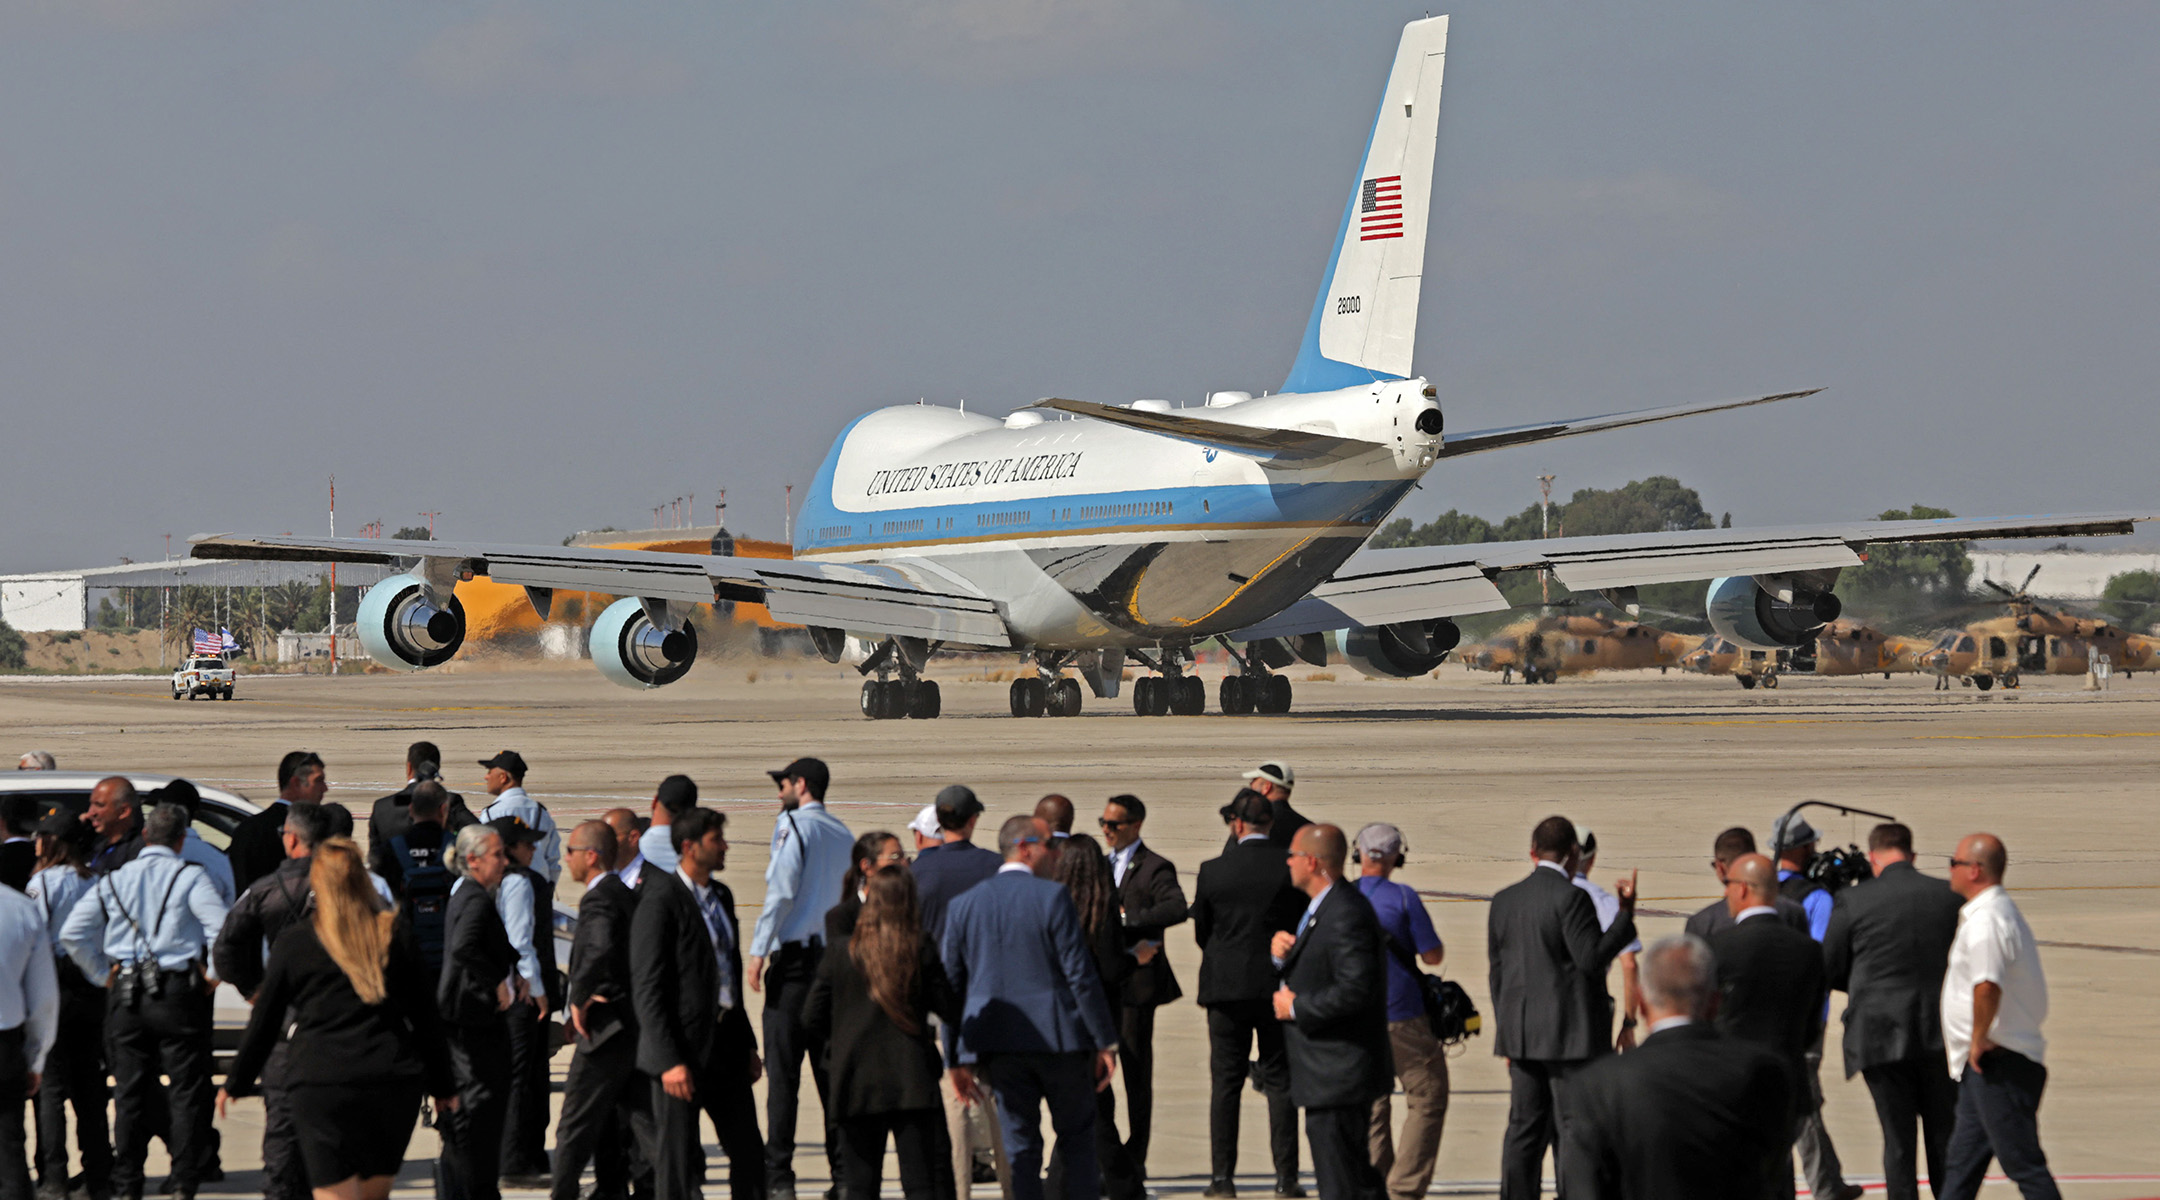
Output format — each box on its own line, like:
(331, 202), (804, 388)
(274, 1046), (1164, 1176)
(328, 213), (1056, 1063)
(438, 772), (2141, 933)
(0, 621), (24, 670)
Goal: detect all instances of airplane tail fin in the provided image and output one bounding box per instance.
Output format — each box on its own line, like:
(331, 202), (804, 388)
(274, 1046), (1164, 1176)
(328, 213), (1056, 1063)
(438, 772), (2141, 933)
(1282, 16), (1448, 395)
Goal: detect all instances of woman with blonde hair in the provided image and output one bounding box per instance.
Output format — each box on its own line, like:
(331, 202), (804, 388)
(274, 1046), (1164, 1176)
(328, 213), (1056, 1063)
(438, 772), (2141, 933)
(217, 837), (459, 1200)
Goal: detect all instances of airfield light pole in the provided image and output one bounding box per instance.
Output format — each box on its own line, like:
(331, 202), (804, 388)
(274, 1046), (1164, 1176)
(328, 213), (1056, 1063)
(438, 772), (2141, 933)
(328, 476), (338, 676)
(1538, 474), (1557, 605)
(419, 511), (441, 538)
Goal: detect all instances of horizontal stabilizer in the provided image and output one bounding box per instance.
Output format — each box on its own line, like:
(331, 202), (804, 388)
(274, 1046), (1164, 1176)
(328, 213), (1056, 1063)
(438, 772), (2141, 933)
(1030, 398), (1385, 467)
(1436, 389), (1821, 459)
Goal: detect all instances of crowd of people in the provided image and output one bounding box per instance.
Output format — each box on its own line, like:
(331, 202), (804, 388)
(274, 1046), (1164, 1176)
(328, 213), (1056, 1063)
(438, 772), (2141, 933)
(0, 746), (2063, 1200)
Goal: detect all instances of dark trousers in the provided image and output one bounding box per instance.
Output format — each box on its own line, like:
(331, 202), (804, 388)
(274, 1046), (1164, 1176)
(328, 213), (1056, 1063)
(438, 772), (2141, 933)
(106, 982), (213, 1196)
(1045, 1082), (1142, 1200)
(1500, 1058), (1584, 1200)
(0, 1029), (31, 1200)
(646, 1041), (765, 1200)
(35, 981), (111, 1198)
(1303, 1104), (1383, 1200)
(1864, 1056), (1959, 1200)
(834, 1110), (943, 1200)
(260, 1040), (307, 1200)
(551, 1035), (652, 1200)
(982, 1053), (1099, 1200)
(1117, 1005), (1157, 1172)
(503, 1001), (552, 1176)
(449, 1020), (514, 1200)
(1204, 1000), (1298, 1185)
(762, 942), (839, 1190)
(1941, 1050), (2060, 1200)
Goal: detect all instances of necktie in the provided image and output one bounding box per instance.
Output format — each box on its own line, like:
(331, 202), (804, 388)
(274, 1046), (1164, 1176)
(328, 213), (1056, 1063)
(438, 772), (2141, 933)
(699, 885), (737, 1011)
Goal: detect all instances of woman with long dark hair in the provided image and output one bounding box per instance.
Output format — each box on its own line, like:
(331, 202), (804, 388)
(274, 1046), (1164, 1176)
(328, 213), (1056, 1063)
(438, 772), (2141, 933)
(830, 830), (910, 940)
(217, 838), (460, 1200)
(1046, 834), (1144, 1200)
(26, 812), (111, 1200)
(806, 867), (960, 1200)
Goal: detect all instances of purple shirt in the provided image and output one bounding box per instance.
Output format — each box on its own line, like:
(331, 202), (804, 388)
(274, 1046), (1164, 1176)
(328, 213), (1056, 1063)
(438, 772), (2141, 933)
(1357, 875), (1443, 1023)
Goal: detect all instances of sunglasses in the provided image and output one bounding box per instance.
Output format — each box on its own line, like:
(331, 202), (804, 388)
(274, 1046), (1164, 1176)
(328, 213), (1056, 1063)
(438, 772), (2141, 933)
(1948, 857), (1978, 868)
(1098, 818), (1130, 830)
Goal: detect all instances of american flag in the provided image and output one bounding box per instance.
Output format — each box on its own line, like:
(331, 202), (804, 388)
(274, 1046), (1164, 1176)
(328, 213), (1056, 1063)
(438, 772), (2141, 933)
(1359, 175), (1403, 241)
(191, 629), (218, 656)
(220, 628), (239, 654)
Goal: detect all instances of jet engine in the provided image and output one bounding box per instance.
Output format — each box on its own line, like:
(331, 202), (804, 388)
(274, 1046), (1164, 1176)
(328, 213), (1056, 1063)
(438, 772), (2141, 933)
(1338, 618), (1461, 679)
(1705, 575), (1842, 649)
(591, 597), (698, 689)
(355, 573), (466, 671)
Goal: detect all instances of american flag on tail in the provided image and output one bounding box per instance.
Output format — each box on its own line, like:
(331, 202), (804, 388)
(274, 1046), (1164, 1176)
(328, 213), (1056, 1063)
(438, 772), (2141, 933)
(1359, 175), (1403, 241)
(191, 629), (218, 656)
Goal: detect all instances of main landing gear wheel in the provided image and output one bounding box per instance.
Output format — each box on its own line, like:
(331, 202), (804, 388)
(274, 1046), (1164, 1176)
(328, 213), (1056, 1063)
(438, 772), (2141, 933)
(1046, 676), (1083, 717)
(2002, 672), (2020, 689)
(1737, 675), (1757, 690)
(1220, 675), (1255, 715)
(1258, 674), (1293, 713)
(1009, 677), (1048, 717)
(1973, 674), (1995, 691)
(1164, 675), (1203, 715)
(908, 680), (941, 719)
(1761, 673), (1779, 690)
(1132, 676), (1173, 716)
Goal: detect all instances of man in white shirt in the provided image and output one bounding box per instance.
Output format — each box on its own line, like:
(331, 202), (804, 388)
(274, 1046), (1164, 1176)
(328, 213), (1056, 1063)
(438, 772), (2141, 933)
(1940, 833), (2059, 1200)
(0, 875), (59, 1200)
(477, 751), (561, 886)
(1570, 828), (1642, 1049)
(638, 776), (697, 877)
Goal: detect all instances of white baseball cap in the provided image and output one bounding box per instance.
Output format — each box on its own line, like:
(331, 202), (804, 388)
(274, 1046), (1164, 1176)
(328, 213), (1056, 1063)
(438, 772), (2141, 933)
(1242, 761), (1294, 789)
(908, 804), (942, 840)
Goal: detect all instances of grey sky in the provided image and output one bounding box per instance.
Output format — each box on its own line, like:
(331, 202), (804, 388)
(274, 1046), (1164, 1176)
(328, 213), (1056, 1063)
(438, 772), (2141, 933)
(4, 1), (2157, 573)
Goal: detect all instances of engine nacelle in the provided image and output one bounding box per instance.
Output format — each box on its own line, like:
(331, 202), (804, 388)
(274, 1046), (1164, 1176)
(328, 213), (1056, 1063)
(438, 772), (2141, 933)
(355, 573), (466, 671)
(1705, 575), (1842, 649)
(591, 598), (698, 689)
(1338, 619), (1461, 679)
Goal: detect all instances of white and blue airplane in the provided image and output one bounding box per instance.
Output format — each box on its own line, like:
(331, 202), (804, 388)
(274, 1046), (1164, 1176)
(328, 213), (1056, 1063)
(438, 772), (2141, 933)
(194, 16), (2147, 719)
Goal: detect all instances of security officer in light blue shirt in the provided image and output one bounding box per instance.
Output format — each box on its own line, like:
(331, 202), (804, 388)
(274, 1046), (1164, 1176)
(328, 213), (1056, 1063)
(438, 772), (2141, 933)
(747, 757), (853, 1200)
(142, 781), (238, 905)
(0, 860), (60, 1200)
(58, 805), (229, 1200)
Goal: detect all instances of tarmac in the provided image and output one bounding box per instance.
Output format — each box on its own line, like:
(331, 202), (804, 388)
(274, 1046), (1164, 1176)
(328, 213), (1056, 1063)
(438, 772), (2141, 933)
(2, 659), (2155, 1198)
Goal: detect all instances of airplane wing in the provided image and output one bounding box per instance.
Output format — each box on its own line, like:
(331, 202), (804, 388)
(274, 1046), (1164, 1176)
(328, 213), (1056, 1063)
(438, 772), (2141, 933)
(1434, 389), (1821, 459)
(1237, 511), (2150, 636)
(1029, 398), (1384, 466)
(188, 533), (1012, 645)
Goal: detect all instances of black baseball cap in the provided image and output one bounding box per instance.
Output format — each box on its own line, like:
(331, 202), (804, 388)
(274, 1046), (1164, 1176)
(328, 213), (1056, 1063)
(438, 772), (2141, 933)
(144, 779), (202, 814)
(768, 757), (829, 799)
(479, 750), (528, 778)
(1219, 788), (1273, 826)
(655, 774), (698, 816)
(488, 816), (543, 846)
(934, 784), (982, 822)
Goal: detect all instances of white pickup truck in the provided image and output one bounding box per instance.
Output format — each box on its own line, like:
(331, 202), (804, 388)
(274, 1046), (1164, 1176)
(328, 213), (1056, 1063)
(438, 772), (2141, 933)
(172, 656), (235, 701)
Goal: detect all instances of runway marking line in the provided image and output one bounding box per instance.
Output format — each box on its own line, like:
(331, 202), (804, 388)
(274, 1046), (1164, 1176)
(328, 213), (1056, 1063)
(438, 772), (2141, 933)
(1910, 731), (2160, 741)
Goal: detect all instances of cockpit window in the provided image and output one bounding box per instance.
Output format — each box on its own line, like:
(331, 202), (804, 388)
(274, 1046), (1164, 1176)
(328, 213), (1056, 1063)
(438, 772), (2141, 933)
(1957, 636), (1977, 654)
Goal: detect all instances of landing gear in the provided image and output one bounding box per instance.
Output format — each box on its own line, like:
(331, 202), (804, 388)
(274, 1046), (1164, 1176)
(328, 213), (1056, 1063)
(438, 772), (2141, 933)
(861, 637), (942, 719)
(1973, 674), (1995, 691)
(1737, 674), (1757, 690)
(1010, 677), (1048, 717)
(1131, 676), (1172, 716)
(1761, 672), (1779, 690)
(1049, 676), (1084, 717)
(2002, 672), (2020, 689)
(1212, 639), (1292, 715)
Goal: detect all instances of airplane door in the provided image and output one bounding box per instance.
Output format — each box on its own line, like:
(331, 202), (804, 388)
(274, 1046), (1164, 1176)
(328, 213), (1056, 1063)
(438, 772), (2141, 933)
(2017, 636), (2046, 673)
(1987, 636), (2009, 661)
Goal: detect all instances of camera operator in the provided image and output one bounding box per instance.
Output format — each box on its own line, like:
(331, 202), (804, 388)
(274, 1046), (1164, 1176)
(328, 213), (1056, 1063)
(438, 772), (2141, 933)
(1768, 812), (1861, 1200)
(58, 805), (230, 1200)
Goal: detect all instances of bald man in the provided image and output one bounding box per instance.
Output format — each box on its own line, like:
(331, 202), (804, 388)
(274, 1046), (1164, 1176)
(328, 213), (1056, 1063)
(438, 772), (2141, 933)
(1941, 834), (2058, 1200)
(603, 808), (647, 887)
(84, 777), (144, 875)
(1711, 855), (1828, 1199)
(1034, 795), (1075, 840)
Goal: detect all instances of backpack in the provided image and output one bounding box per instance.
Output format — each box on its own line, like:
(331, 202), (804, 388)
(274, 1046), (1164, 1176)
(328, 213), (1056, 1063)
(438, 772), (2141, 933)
(392, 832), (453, 976)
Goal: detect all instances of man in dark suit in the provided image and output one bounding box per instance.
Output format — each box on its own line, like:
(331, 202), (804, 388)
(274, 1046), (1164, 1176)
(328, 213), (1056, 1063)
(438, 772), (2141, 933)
(227, 751), (325, 894)
(1559, 935), (1800, 1199)
(1684, 827), (1809, 939)
(551, 820), (647, 1200)
(913, 785), (1001, 938)
(441, 823), (519, 1200)
(1191, 789), (1307, 1199)
(632, 807), (764, 1200)
(1713, 854), (1828, 1199)
(368, 740), (478, 882)
(1823, 823), (1965, 1200)
(1099, 794), (1186, 1177)
(942, 815), (1121, 1200)
(0, 795), (37, 890)
(1486, 816), (1636, 1200)
(1270, 825), (1391, 1200)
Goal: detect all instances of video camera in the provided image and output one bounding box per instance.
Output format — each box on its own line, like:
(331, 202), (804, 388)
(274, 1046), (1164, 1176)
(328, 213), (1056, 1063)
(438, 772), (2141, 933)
(1775, 800), (1899, 895)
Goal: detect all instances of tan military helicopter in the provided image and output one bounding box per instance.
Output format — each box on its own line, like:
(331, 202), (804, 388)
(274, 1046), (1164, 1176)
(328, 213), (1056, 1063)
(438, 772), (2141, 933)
(1918, 566), (2160, 690)
(1678, 634), (1785, 688)
(1462, 605), (1697, 684)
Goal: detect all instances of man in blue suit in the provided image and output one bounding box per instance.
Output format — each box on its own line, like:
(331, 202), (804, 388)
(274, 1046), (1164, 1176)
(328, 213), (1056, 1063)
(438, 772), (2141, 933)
(943, 815), (1121, 1200)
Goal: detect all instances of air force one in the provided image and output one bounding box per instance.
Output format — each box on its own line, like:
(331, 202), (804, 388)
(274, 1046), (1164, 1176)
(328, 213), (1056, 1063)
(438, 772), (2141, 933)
(193, 16), (2149, 718)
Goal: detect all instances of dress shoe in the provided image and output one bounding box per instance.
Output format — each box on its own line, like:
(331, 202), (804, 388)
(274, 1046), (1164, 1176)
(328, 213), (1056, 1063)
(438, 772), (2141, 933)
(1201, 1182), (1236, 1199)
(1825, 1187), (1865, 1200)
(1274, 1183), (1306, 1199)
(501, 1174), (552, 1190)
